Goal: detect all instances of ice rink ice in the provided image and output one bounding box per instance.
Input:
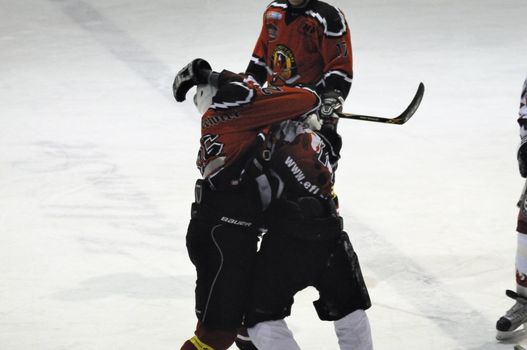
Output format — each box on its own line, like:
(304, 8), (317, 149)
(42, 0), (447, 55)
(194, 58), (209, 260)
(1, 0), (527, 349)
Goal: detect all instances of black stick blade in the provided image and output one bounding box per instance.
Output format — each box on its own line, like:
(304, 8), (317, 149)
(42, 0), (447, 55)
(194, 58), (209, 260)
(337, 82), (425, 125)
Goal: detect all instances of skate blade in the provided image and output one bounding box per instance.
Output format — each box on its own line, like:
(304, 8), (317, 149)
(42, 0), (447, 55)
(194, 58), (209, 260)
(496, 325), (527, 341)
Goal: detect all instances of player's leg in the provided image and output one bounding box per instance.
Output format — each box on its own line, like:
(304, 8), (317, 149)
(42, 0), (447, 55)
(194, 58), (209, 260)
(242, 198), (341, 349)
(242, 230), (311, 350)
(314, 231), (373, 350)
(334, 310), (373, 350)
(181, 179), (263, 349)
(496, 203), (527, 339)
(182, 321), (239, 350)
(181, 212), (259, 349)
(247, 319), (300, 350)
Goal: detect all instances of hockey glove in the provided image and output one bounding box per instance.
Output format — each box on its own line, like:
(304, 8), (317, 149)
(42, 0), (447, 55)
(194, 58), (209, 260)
(518, 136), (527, 178)
(173, 58), (212, 102)
(319, 90), (344, 131)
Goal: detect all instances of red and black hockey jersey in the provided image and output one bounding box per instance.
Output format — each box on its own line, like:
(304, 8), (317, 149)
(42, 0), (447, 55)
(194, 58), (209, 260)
(246, 0), (353, 98)
(269, 120), (334, 200)
(197, 75), (320, 189)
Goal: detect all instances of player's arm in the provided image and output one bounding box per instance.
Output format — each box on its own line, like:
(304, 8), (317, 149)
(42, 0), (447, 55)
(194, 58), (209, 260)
(314, 6), (353, 132)
(245, 12), (269, 85)
(244, 85), (321, 128)
(320, 30), (353, 99)
(211, 84), (321, 132)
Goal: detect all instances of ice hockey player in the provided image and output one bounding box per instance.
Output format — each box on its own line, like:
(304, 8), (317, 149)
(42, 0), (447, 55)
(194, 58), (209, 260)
(496, 77), (527, 340)
(232, 114), (372, 350)
(246, 0), (353, 136)
(173, 58), (320, 350)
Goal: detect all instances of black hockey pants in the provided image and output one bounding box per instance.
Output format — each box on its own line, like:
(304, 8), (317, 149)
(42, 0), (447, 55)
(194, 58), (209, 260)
(244, 197), (371, 326)
(186, 180), (261, 330)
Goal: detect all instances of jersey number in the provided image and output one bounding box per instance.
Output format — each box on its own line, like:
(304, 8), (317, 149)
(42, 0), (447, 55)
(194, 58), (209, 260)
(199, 134), (224, 162)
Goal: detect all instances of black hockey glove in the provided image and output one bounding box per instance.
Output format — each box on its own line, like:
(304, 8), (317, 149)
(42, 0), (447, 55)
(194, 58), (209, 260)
(518, 136), (527, 178)
(173, 58), (212, 102)
(319, 90), (344, 131)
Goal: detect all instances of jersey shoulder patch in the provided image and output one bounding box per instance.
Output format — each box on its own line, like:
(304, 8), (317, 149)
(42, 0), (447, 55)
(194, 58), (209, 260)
(307, 0), (348, 37)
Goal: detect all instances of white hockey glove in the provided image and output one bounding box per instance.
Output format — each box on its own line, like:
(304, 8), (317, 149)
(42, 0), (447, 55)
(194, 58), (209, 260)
(173, 58), (212, 102)
(301, 112), (322, 131)
(319, 90), (344, 131)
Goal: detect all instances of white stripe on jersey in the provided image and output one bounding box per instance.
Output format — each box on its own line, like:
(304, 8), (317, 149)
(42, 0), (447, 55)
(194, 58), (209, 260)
(210, 82), (255, 110)
(269, 1), (288, 9)
(249, 55), (274, 77)
(250, 55), (267, 67)
(305, 8), (347, 37)
(323, 70), (353, 83)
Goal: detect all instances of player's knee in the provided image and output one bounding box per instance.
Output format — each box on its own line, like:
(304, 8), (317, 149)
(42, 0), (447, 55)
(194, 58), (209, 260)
(334, 310), (373, 350)
(182, 325), (237, 350)
(313, 297), (368, 321)
(247, 320), (300, 350)
(244, 305), (292, 328)
(517, 207), (527, 234)
(234, 327), (258, 350)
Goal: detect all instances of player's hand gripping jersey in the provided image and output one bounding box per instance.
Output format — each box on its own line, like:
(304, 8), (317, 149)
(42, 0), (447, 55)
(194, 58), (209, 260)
(197, 74), (320, 190)
(246, 0), (353, 97)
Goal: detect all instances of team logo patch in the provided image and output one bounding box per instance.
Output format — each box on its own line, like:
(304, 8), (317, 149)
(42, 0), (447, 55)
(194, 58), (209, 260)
(266, 11), (282, 20)
(271, 44), (298, 84)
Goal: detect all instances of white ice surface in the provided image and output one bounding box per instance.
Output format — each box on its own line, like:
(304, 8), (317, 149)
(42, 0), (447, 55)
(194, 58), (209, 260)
(1, 0), (527, 349)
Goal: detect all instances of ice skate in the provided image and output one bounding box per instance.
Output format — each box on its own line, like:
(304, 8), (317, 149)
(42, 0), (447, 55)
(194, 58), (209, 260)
(496, 289), (527, 340)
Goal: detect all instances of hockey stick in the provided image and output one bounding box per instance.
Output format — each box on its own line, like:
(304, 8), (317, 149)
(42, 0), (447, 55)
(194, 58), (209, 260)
(337, 82), (425, 125)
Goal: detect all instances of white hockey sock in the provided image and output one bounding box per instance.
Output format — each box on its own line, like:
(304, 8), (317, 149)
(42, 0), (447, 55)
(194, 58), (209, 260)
(247, 319), (301, 350)
(334, 310), (373, 350)
(516, 233), (527, 294)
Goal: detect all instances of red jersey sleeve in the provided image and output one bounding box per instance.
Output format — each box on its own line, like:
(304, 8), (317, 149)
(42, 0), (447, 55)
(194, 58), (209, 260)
(318, 9), (353, 98)
(246, 12), (270, 85)
(197, 81), (320, 186)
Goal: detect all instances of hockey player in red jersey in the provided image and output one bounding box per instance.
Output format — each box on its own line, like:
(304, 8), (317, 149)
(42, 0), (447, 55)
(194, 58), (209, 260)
(173, 58), (320, 350)
(497, 77), (527, 340)
(234, 1), (368, 348)
(246, 0), (353, 132)
(238, 119), (374, 350)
